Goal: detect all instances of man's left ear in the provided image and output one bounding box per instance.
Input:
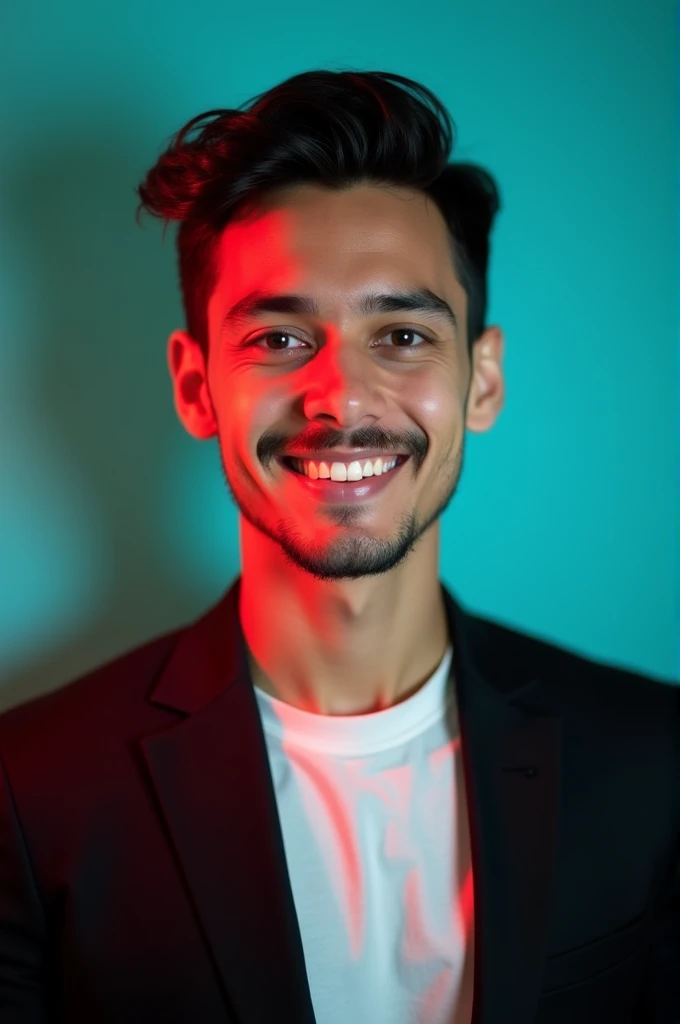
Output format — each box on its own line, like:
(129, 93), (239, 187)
(465, 325), (505, 434)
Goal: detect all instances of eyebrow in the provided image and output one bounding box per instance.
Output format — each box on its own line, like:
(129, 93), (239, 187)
(221, 287), (458, 336)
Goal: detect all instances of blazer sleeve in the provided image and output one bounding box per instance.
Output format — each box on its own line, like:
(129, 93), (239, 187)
(0, 751), (48, 1022)
(634, 685), (680, 1023)
(654, 854), (680, 1022)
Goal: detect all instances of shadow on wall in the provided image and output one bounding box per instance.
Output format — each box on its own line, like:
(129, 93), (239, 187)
(0, 121), (238, 712)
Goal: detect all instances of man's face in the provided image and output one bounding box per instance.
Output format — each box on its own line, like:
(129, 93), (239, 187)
(176, 183), (502, 582)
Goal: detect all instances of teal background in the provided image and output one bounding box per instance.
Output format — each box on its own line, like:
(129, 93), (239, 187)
(0, 0), (677, 708)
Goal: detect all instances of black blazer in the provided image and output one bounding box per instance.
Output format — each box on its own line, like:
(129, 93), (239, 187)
(0, 575), (678, 1024)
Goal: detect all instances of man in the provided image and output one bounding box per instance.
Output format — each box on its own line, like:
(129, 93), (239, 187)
(0, 69), (677, 1023)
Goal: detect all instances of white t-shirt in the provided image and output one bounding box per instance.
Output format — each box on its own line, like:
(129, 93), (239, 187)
(253, 643), (475, 1024)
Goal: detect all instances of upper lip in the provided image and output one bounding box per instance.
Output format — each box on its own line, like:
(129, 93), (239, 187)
(280, 449), (408, 462)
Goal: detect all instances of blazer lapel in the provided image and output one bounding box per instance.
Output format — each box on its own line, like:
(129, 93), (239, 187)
(139, 578), (317, 1023)
(139, 575), (561, 1024)
(449, 594), (562, 1023)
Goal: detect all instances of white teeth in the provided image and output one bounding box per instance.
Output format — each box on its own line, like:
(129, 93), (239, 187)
(293, 456), (400, 480)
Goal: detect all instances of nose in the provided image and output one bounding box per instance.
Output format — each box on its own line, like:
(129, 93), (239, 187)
(300, 346), (387, 426)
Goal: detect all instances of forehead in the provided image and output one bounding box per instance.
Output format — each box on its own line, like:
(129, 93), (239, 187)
(208, 184), (465, 328)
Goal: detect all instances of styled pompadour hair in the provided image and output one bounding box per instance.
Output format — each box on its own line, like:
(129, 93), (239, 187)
(136, 68), (502, 359)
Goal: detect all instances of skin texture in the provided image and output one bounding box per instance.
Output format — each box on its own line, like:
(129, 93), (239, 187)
(167, 183), (505, 715)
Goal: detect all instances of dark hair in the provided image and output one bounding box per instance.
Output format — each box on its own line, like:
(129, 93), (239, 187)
(136, 69), (501, 360)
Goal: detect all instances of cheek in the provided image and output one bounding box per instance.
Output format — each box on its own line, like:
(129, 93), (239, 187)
(405, 376), (461, 478)
(219, 379), (288, 438)
(408, 377), (458, 433)
(226, 386), (294, 473)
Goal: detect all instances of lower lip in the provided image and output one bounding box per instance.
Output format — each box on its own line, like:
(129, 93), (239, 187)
(277, 456), (410, 503)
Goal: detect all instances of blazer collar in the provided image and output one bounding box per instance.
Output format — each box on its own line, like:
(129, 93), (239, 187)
(140, 575), (560, 1024)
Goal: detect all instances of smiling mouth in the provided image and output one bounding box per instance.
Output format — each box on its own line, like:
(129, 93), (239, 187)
(278, 455), (409, 479)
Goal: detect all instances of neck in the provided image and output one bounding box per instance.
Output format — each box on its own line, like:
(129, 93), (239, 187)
(237, 519), (450, 716)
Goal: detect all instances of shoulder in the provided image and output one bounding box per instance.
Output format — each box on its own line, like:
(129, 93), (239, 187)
(0, 625), (183, 765)
(463, 605), (679, 716)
